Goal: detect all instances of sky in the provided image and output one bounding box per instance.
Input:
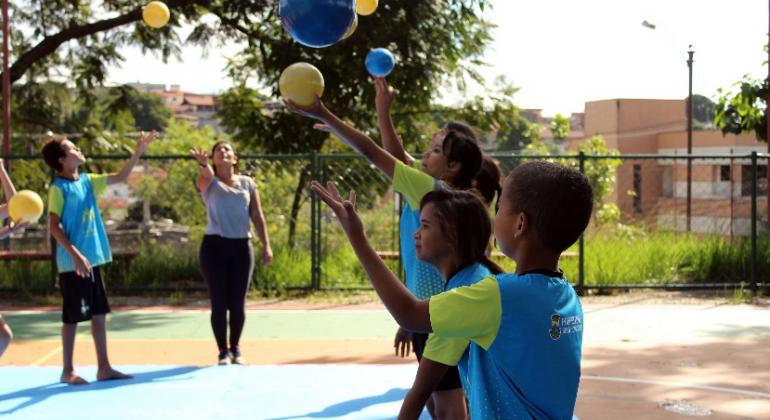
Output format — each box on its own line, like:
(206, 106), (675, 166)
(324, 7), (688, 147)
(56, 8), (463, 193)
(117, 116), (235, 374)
(106, 0), (768, 117)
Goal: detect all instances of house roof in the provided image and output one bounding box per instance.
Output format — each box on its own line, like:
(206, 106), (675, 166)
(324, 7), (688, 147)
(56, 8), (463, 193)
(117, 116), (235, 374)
(183, 95), (216, 106)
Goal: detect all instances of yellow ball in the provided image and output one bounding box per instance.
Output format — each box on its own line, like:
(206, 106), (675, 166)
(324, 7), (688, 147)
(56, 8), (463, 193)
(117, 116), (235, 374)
(356, 0), (378, 16)
(279, 63), (324, 107)
(342, 14), (358, 40)
(143, 1), (170, 29)
(8, 190), (44, 223)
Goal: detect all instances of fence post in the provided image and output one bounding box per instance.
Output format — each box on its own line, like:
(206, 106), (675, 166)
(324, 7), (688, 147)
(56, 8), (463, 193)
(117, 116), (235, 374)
(750, 151), (758, 296)
(578, 152), (586, 295)
(310, 152), (322, 290)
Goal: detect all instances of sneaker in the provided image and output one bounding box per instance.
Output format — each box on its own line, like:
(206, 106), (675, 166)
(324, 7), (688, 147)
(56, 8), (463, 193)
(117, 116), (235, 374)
(218, 350), (231, 366)
(230, 347), (245, 365)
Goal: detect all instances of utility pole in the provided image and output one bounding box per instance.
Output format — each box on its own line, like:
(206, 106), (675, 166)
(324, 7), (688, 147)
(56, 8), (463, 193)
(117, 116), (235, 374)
(686, 47), (694, 233)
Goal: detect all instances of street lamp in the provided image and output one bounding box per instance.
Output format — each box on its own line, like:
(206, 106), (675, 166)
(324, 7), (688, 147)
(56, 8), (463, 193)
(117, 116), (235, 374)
(642, 21), (694, 232)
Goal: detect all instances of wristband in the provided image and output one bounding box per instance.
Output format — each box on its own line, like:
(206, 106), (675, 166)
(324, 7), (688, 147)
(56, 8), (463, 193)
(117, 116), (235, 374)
(199, 163), (208, 168)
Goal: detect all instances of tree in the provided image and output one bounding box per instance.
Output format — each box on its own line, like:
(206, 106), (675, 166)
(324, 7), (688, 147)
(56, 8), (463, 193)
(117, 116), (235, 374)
(217, 0), (494, 247)
(425, 76), (537, 152)
(692, 94), (715, 125)
(549, 114), (570, 142)
(714, 77), (767, 142)
(3, 1), (271, 92)
(525, 134), (621, 223)
(116, 88), (173, 132)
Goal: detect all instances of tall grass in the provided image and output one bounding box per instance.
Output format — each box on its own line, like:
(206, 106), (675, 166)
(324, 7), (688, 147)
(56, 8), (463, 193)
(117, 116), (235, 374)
(3, 232), (768, 293)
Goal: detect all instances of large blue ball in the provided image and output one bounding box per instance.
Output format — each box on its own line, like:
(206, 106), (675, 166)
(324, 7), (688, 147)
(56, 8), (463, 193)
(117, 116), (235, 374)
(365, 48), (395, 77)
(280, 0), (356, 48)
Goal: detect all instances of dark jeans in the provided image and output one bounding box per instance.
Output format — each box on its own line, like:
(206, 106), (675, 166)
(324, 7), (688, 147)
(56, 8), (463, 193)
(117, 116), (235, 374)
(200, 235), (255, 352)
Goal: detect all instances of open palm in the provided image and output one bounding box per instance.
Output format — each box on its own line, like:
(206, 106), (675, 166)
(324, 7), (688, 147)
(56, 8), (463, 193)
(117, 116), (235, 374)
(310, 181), (363, 235)
(136, 131), (159, 153)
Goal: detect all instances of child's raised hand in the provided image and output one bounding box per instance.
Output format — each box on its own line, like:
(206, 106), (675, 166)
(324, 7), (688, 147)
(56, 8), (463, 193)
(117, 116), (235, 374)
(136, 131), (159, 154)
(190, 148), (209, 167)
(374, 77), (397, 112)
(310, 180), (363, 235)
(283, 96), (330, 121)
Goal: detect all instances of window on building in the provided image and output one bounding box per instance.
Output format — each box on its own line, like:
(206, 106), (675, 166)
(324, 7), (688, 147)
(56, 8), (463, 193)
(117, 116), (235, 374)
(633, 164), (642, 213)
(720, 165), (731, 182)
(741, 165), (768, 197)
(661, 166), (673, 198)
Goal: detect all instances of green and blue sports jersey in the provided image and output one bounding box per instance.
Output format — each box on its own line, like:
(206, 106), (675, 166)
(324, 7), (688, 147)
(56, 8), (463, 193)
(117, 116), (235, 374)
(428, 272), (583, 419)
(48, 173), (112, 274)
(424, 262), (494, 395)
(392, 160), (444, 299)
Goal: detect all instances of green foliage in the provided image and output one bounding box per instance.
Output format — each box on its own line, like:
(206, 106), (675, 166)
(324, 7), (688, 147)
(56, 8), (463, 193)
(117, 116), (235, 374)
(218, 0), (494, 154)
(549, 114), (570, 142)
(107, 86), (172, 132)
(595, 203), (621, 225)
(429, 76), (531, 151)
(581, 231), (770, 286)
(576, 136), (622, 213)
(102, 241), (202, 289)
(524, 135), (621, 214)
(134, 119), (213, 226)
(714, 77), (767, 142)
(692, 94), (715, 125)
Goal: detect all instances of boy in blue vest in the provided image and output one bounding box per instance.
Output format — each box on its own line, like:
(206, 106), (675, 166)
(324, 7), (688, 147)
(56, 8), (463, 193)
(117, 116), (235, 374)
(312, 161), (593, 419)
(42, 132), (157, 385)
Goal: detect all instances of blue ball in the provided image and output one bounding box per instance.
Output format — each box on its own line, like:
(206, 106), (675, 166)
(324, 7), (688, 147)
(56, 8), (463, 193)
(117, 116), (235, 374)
(365, 48), (396, 77)
(280, 0), (356, 48)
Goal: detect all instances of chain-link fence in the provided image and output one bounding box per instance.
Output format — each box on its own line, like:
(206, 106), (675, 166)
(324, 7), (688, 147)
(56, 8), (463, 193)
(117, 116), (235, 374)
(1, 152), (768, 294)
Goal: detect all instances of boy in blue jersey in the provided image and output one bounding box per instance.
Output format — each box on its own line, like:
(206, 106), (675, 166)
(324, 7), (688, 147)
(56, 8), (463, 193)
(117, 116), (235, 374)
(42, 132), (157, 385)
(312, 161), (593, 419)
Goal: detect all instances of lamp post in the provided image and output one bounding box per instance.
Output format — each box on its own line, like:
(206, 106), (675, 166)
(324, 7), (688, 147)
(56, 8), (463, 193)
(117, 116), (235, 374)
(687, 46), (694, 233)
(642, 21), (694, 232)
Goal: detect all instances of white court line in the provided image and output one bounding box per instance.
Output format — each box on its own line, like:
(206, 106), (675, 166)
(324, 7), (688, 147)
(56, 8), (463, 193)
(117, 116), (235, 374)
(582, 375), (770, 399)
(31, 345), (62, 366)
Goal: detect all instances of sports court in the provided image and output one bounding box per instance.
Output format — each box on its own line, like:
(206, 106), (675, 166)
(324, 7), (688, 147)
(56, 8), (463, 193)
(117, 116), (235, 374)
(1, 294), (768, 419)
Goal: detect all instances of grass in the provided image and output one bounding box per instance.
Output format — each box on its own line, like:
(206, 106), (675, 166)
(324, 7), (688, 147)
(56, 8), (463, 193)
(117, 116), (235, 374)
(3, 229), (769, 296)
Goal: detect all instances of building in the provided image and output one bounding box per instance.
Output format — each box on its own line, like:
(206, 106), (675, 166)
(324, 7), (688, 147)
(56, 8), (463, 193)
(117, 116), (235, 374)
(131, 83), (223, 133)
(564, 98), (767, 236)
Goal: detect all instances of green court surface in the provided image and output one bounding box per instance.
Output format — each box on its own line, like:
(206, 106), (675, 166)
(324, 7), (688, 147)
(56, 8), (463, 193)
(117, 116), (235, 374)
(2, 310), (399, 340)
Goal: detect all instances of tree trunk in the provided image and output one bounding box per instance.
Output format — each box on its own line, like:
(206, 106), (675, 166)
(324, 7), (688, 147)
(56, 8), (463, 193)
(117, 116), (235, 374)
(287, 164), (310, 249)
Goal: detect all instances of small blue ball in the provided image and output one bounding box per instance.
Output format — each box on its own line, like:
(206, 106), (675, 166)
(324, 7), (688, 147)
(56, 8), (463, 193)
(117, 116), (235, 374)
(280, 0), (356, 48)
(365, 48), (396, 77)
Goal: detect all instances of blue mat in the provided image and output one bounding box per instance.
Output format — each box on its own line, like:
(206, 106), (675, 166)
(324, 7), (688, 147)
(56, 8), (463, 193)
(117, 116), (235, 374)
(0, 365), (430, 420)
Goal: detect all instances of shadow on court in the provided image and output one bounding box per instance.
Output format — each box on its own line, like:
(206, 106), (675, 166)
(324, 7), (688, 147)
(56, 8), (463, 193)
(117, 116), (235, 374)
(268, 387), (410, 419)
(0, 366), (200, 415)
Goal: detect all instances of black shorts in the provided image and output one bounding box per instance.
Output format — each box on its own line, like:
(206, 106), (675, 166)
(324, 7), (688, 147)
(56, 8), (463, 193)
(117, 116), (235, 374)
(60, 266), (111, 324)
(412, 332), (463, 391)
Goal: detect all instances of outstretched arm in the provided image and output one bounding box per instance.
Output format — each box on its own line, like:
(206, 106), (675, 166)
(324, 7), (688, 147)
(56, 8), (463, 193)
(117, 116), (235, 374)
(107, 131), (158, 185)
(0, 221), (28, 240)
(311, 180), (431, 332)
(375, 78), (413, 166)
(0, 159), (16, 202)
(0, 159), (15, 219)
(285, 98), (398, 179)
(190, 148), (215, 193)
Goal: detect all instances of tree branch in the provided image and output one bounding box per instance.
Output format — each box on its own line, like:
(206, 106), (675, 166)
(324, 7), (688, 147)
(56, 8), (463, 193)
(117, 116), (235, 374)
(2, 0), (202, 86)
